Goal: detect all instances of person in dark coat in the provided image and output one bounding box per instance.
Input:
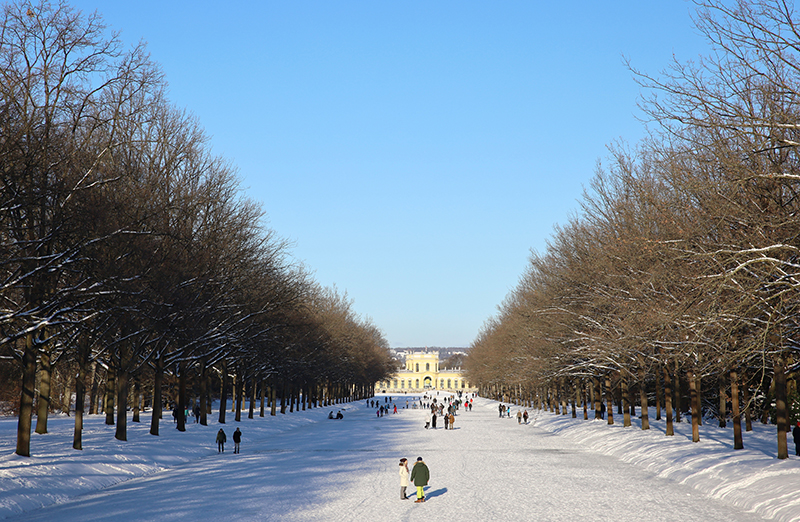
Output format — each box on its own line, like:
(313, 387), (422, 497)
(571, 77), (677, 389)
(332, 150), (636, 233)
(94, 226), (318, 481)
(793, 422), (800, 456)
(410, 457), (430, 503)
(233, 427), (242, 454)
(216, 428), (226, 453)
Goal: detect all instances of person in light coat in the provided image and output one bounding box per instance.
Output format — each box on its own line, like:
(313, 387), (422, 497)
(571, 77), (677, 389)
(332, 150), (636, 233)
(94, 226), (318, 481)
(399, 458), (410, 499)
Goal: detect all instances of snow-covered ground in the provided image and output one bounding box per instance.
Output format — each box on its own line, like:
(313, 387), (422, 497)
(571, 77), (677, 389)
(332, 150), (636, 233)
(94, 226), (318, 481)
(0, 395), (797, 521)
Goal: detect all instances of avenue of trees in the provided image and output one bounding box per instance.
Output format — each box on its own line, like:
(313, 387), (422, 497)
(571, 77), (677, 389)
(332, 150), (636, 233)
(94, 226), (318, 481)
(466, 0), (800, 459)
(0, 1), (394, 457)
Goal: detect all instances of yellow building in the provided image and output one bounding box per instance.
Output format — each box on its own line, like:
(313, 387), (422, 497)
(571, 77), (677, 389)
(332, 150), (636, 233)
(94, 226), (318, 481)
(375, 351), (472, 393)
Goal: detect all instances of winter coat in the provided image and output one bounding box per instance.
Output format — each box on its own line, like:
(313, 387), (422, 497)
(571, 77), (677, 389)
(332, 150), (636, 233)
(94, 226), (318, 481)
(233, 430), (241, 443)
(410, 461), (429, 486)
(216, 430), (226, 443)
(793, 425), (800, 443)
(399, 464), (410, 487)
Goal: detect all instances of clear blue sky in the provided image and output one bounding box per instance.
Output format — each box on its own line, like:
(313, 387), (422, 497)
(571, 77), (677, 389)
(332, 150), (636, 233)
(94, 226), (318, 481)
(69, 1), (707, 348)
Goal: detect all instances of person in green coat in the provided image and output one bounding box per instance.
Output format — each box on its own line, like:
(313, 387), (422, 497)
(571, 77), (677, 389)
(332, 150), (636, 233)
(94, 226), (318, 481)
(410, 457), (430, 503)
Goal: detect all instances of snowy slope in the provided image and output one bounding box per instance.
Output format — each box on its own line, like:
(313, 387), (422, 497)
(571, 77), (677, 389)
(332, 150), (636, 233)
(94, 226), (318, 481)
(0, 396), (795, 521)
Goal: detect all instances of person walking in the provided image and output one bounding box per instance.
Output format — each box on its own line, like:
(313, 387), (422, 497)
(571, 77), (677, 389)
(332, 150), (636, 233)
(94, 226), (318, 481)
(523, 410), (529, 424)
(431, 411), (437, 429)
(499, 403), (504, 418)
(793, 422), (800, 456)
(216, 428), (226, 453)
(517, 410), (523, 424)
(410, 457), (430, 503)
(233, 427), (242, 454)
(399, 458), (410, 500)
(448, 412), (455, 430)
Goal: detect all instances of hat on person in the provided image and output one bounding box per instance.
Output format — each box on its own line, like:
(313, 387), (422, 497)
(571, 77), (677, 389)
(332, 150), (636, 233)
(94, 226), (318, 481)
(417, 457), (423, 461)
(400, 458), (407, 463)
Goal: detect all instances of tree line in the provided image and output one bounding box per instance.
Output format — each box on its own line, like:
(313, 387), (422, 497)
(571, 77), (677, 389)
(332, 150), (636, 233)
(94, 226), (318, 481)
(466, 0), (800, 459)
(0, 0), (394, 457)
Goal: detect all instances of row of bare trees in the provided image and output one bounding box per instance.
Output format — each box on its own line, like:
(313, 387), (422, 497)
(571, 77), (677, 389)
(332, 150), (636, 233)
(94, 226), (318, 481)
(466, 0), (800, 459)
(0, 1), (394, 457)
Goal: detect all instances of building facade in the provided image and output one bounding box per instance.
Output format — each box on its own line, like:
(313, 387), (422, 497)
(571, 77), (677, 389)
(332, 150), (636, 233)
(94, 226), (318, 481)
(375, 351), (472, 393)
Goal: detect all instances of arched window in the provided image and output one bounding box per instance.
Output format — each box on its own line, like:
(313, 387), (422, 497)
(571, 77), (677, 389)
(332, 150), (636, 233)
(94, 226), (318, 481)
(401, 380), (405, 389)
(447, 379), (451, 388)
(426, 363), (430, 371)
(415, 363), (419, 372)
(440, 379), (444, 388)
(415, 379), (420, 388)
(393, 379), (397, 388)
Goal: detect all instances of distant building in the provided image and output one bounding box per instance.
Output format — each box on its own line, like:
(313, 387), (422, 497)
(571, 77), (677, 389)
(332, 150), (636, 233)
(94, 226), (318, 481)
(375, 351), (473, 392)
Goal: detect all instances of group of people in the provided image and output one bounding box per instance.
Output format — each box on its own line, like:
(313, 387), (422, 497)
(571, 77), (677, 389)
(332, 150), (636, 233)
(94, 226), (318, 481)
(497, 403), (530, 424)
(327, 410), (344, 419)
(215, 427), (242, 453)
(425, 410), (455, 429)
(399, 457), (430, 503)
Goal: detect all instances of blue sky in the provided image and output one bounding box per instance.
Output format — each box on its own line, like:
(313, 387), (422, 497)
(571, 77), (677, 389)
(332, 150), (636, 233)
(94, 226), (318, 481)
(68, 1), (707, 348)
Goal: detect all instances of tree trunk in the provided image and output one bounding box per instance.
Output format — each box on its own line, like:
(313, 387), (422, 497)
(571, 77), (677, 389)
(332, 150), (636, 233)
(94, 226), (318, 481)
(718, 373), (727, 428)
(16, 334), (37, 456)
(88, 362), (99, 415)
(219, 361), (228, 424)
(177, 362), (187, 432)
(248, 378), (256, 419)
(199, 359), (208, 426)
(260, 379), (266, 417)
(235, 370), (243, 422)
(73, 343), (88, 450)
(695, 369), (702, 427)
(35, 348), (51, 434)
(628, 376), (636, 418)
(655, 364), (662, 421)
(622, 376), (631, 427)
(280, 380), (287, 414)
(582, 379), (588, 420)
(270, 379), (277, 416)
(664, 364), (674, 436)
(639, 365), (649, 430)
(104, 366), (116, 426)
(150, 357), (163, 436)
(605, 374), (614, 425)
(674, 359), (681, 423)
(115, 367), (129, 441)
(231, 375), (237, 413)
(132, 375), (141, 423)
(689, 368), (700, 443)
(593, 378), (602, 420)
(774, 355), (789, 459)
(571, 382), (577, 418)
(731, 369), (743, 450)
(743, 380), (753, 431)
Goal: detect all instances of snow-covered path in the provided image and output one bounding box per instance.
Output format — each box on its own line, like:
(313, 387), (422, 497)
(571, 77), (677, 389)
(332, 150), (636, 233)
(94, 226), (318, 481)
(2, 396), (769, 521)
